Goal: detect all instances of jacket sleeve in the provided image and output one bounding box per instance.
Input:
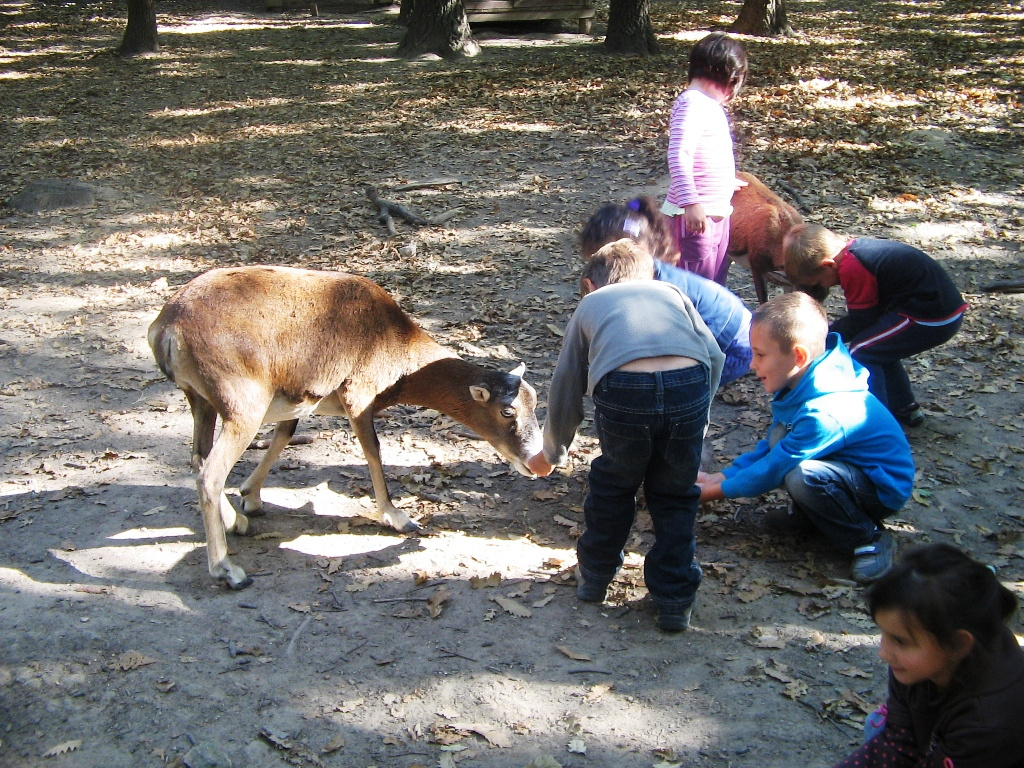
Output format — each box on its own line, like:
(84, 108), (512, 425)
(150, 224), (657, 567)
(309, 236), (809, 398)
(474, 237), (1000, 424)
(679, 292), (725, 394)
(719, 408), (847, 499)
(542, 313), (588, 466)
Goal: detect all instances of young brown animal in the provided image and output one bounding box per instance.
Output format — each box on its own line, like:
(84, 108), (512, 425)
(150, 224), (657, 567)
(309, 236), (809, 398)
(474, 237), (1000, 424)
(728, 171), (804, 304)
(149, 266), (543, 589)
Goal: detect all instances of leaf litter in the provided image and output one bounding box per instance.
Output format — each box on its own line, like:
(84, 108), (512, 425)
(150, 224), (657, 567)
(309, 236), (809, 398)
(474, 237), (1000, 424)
(1, 0), (1023, 766)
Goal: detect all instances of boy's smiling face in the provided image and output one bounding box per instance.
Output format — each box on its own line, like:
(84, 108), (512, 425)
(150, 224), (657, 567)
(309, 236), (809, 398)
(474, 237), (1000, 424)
(748, 322), (807, 395)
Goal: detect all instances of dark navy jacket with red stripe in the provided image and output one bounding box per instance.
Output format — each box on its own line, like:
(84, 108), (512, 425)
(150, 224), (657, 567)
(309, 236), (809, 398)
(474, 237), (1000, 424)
(837, 238), (967, 335)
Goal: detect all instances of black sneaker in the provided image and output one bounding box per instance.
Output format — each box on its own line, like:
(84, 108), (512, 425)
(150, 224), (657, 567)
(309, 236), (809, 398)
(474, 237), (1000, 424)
(852, 531), (896, 584)
(575, 567), (608, 603)
(764, 502), (815, 536)
(895, 403), (925, 427)
(658, 604), (693, 633)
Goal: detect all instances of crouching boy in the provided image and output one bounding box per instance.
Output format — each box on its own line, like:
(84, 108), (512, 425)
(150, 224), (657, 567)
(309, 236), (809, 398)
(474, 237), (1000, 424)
(697, 292), (915, 583)
(528, 239), (724, 631)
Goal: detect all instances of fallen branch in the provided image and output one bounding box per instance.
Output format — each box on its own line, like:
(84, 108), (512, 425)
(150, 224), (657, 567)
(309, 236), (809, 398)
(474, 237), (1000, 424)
(438, 647), (479, 662)
(393, 177), (461, 192)
(365, 185), (397, 236)
(980, 280), (1024, 294)
(365, 184), (427, 234)
(779, 180), (811, 214)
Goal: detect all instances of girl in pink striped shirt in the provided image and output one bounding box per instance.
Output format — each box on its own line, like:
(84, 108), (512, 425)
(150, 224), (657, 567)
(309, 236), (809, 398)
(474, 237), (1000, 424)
(662, 33), (747, 286)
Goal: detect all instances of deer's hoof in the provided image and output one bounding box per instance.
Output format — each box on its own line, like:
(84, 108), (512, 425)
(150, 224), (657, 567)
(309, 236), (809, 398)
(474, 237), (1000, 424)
(224, 574), (254, 590)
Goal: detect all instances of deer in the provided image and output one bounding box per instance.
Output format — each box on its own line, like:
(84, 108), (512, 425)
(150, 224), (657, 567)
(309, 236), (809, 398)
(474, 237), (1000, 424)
(148, 265), (543, 590)
(728, 171), (806, 305)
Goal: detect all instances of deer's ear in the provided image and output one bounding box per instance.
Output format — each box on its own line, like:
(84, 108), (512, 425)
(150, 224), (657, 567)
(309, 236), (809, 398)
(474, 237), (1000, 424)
(509, 362), (526, 378)
(469, 385), (491, 404)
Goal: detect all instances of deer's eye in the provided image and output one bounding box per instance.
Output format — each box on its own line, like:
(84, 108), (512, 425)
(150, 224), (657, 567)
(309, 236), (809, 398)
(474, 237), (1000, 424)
(501, 407), (515, 419)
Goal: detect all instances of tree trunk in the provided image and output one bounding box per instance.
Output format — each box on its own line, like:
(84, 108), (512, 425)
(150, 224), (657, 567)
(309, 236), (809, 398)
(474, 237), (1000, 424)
(728, 0), (793, 37)
(397, 0), (480, 59)
(117, 0), (159, 57)
(603, 0), (659, 55)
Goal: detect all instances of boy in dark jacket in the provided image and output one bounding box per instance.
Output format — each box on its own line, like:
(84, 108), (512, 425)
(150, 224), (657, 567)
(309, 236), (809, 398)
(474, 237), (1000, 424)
(783, 224), (966, 427)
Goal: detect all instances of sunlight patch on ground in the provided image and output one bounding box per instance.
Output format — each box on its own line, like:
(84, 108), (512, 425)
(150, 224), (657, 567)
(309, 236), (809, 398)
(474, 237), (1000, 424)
(151, 98), (292, 119)
(108, 527), (196, 541)
(0, 566), (193, 613)
(161, 16), (287, 34)
(282, 532), (405, 558)
(51, 541), (203, 583)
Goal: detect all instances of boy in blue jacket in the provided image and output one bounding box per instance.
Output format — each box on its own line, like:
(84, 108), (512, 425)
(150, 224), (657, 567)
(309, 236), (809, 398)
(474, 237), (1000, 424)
(697, 292), (915, 583)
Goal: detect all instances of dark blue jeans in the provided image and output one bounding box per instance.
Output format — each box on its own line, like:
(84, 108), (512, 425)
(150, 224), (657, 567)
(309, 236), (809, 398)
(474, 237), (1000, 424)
(785, 460), (894, 551)
(578, 365), (710, 618)
(832, 312), (963, 413)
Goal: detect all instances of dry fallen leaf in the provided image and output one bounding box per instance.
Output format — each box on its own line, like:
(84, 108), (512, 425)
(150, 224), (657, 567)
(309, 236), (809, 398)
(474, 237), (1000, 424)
(584, 682), (613, 702)
(555, 644), (591, 661)
(117, 651), (158, 671)
(322, 735), (345, 754)
(469, 572), (502, 589)
(42, 740), (82, 757)
(428, 586), (451, 619)
(449, 722), (510, 748)
(288, 603), (312, 613)
(492, 596), (532, 617)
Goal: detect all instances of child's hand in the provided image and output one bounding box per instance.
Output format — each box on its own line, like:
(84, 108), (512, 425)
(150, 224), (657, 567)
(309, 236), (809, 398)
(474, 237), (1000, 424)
(697, 470), (725, 484)
(527, 452), (553, 477)
(684, 204), (707, 234)
(697, 480), (724, 502)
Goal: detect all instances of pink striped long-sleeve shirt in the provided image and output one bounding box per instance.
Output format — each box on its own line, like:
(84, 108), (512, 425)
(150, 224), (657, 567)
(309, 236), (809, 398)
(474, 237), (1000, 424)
(661, 88), (736, 219)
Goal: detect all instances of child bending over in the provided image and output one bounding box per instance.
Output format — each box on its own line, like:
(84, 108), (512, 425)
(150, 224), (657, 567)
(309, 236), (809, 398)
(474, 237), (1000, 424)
(835, 543), (1024, 768)
(697, 292), (915, 583)
(528, 239), (724, 631)
(580, 198), (752, 385)
(784, 223), (967, 427)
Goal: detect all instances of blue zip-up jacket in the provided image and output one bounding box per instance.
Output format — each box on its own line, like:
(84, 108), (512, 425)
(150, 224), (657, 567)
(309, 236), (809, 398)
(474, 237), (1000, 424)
(653, 260), (749, 353)
(720, 333), (914, 509)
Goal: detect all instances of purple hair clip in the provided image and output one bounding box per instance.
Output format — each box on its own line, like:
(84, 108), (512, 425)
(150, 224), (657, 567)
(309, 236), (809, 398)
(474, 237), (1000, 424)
(627, 198), (642, 212)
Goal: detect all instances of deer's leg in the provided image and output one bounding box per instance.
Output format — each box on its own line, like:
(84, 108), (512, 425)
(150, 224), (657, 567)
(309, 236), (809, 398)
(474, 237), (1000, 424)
(239, 419), (298, 515)
(197, 415), (263, 589)
(184, 389), (217, 472)
(348, 409), (418, 533)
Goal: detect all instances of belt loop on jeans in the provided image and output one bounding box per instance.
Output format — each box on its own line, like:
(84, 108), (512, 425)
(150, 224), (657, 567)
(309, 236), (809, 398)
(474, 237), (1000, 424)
(653, 370), (664, 409)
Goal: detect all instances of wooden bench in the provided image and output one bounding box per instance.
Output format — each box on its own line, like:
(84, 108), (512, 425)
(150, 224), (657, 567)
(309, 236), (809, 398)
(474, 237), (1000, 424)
(464, 0), (595, 33)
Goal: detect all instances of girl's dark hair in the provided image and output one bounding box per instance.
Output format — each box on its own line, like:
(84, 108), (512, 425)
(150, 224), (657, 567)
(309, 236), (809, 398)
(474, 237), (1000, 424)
(579, 197), (678, 264)
(868, 543), (1018, 655)
(688, 32), (748, 94)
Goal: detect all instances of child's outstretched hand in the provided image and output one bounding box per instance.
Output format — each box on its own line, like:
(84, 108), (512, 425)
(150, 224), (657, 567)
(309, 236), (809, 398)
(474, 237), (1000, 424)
(697, 471), (725, 502)
(527, 452), (553, 477)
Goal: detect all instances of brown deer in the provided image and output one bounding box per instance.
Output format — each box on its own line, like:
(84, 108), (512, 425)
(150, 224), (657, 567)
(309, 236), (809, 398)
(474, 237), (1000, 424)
(148, 266), (543, 589)
(728, 171), (805, 304)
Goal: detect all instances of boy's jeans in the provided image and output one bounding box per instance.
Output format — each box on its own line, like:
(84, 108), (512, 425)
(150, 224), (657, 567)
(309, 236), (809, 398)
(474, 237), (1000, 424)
(832, 312), (962, 413)
(784, 460), (894, 551)
(578, 365), (710, 618)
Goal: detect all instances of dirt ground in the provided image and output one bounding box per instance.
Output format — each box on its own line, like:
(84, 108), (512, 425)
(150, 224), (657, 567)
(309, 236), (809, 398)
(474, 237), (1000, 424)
(1, 1), (1023, 766)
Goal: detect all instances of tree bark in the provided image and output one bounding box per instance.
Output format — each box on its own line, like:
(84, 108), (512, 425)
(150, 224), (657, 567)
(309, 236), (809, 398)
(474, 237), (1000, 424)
(603, 0), (659, 55)
(397, 0), (480, 59)
(117, 0), (159, 57)
(728, 0), (794, 37)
